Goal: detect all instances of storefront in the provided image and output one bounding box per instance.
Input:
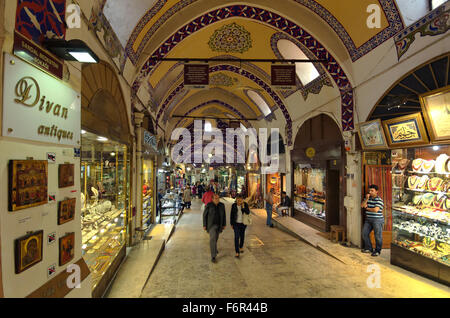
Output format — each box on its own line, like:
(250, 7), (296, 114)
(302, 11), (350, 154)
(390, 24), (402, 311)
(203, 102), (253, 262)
(291, 114), (345, 232)
(360, 54), (449, 285)
(246, 145), (262, 208)
(141, 130), (158, 228)
(266, 173), (286, 206)
(80, 61), (132, 297)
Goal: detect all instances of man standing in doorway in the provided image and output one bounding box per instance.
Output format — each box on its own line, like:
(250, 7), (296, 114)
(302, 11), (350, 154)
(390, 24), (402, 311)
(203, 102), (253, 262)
(265, 188), (275, 227)
(361, 184), (384, 257)
(203, 194), (226, 263)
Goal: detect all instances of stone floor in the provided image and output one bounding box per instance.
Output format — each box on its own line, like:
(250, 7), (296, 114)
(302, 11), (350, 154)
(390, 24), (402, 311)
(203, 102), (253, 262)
(139, 198), (449, 298)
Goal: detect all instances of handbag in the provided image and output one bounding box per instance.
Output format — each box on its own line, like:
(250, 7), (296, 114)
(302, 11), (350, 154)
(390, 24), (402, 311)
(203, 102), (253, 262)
(242, 211), (252, 225)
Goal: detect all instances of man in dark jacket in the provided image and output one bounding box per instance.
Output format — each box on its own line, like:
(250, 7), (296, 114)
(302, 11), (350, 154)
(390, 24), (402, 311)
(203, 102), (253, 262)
(277, 191), (291, 217)
(230, 195), (251, 257)
(203, 194), (226, 263)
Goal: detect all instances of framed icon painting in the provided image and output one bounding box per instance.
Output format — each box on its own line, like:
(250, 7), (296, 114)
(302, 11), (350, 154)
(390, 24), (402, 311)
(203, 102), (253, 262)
(9, 160), (48, 211)
(357, 119), (388, 150)
(58, 198), (76, 225)
(59, 232), (75, 266)
(382, 112), (430, 148)
(58, 164), (74, 188)
(420, 86), (450, 144)
(15, 230), (43, 274)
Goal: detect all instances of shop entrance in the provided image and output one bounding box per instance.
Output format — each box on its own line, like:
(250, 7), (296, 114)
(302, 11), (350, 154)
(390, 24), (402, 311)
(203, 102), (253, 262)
(291, 114), (345, 232)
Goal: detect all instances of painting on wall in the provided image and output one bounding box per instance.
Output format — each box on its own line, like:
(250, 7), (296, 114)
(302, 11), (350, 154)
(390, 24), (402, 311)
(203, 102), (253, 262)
(58, 198), (76, 225)
(420, 86), (450, 144)
(15, 230), (44, 274)
(15, 0), (67, 45)
(59, 232), (75, 266)
(358, 119), (388, 150)
(382, 113), (430, 148)
(58, 164), (74, 188)
(9, 160), (48, 211)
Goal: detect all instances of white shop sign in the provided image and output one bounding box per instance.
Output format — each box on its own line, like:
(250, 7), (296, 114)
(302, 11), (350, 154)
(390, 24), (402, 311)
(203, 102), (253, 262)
(2, 53), (80, 146)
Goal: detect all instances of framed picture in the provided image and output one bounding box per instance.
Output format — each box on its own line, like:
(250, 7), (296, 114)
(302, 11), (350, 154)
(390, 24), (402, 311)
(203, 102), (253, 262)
(420, 85), (450, 144)
(358, 119), (388, 150)
(9, 160), (48, 211)
(59, 232), (75, 266)
(382, 112), (429, 148)
(15, 230), (43, 274)
(58, 164), (74, 188)
(58, 198), (76, 225)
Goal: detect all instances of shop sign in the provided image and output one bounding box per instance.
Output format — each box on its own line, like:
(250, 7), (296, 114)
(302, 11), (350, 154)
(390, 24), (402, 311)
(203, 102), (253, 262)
(144, 130), (158, 152)
(184, 64), (209, 89)
(13, 32), (64, 79)
(271, 64), (296, 90)
(2, 53), (80, 147)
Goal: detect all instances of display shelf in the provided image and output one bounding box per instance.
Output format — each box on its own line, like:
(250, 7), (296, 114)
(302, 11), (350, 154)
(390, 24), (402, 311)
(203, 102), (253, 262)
(393, 207), (449, 225)
(392, 224), (449, 244)
(408, 170), (450, 176)
(295, 194), (326, 205)
(403, 188), (450, 196)
(392, 241), (450, 268)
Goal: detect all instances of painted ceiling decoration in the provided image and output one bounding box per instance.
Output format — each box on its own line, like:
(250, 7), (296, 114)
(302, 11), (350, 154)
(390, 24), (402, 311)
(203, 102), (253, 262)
(270, 32), (333, 99)
(122, 0), (403, 66)
(133, 5), (355, 143)
(394, 3), (449, 60)
(209, 72), (238, 87)
(208, 22), (252, 53)
(156, 64), (293, 144)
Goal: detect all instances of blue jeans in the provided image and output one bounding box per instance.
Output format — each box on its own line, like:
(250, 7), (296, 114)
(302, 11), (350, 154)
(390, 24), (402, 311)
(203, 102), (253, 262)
(362, 218), (384, 253)
(265, 203), (273, 226)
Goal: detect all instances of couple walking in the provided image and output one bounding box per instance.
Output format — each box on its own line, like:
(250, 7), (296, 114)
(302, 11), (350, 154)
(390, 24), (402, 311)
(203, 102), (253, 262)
(202, 194), (250, 263)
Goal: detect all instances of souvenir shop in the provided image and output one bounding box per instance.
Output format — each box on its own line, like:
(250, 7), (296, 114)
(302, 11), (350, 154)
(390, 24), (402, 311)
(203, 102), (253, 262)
(266, 173), (286, 206)
(80, 62), (132, 297)
(359, 54), (449, 285)
(141, 129), (158, 227)
(246, 145), (262, 208)
(291, 114), (345, 232)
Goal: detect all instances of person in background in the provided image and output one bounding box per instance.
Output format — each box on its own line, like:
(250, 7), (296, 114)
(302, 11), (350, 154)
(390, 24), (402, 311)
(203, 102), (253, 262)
(202, 186), (215, 206)
(361, 184), (385, 257)
(265, 188), (274, 227)
(183, 184), (192, 209)
(197, 182), (204, 199)
(192, 183), (197, 197)
(203, 194), (226, 263)
(277, 191), (291, 217)
(230, 194), (250, 258)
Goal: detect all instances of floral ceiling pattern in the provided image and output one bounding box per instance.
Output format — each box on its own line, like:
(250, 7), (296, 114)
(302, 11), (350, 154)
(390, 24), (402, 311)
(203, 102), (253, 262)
(208, 22), (252, 53)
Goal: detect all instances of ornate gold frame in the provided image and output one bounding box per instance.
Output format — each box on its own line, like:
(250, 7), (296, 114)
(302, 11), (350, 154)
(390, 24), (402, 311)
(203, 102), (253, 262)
(419, 85), (450, 144)
(382, 112), (430, 148)
(357, 119), (388, 150)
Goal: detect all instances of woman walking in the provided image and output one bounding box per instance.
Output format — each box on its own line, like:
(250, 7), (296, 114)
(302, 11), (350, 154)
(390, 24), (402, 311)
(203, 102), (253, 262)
(230, 194), (250, 258)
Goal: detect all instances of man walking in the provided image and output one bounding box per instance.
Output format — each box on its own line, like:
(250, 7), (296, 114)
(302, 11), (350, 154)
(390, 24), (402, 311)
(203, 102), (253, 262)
(361, 184), (384, 256)
(183, 184), (192, 209)
(203, 194), (226, 263)
(265, 188), (275, 227)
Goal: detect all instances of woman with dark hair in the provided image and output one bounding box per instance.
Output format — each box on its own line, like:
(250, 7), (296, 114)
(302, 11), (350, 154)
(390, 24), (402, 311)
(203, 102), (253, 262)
(230, 194), (250, 258)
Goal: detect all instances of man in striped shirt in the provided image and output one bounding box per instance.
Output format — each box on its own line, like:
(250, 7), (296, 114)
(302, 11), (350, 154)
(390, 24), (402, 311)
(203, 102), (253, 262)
(361, 184), (384, 257)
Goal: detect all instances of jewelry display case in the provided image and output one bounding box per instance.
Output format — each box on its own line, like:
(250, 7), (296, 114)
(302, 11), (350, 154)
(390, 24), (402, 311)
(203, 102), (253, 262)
(160, 192), (182, 225)
(391, 145), (450, 286)
(294, 167), (326, 221)
(142, 159), (154, 228)
(80, 131), (130, 295)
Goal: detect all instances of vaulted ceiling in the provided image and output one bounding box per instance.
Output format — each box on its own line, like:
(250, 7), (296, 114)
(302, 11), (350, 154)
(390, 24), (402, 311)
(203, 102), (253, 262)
(92, 0), (404, 142)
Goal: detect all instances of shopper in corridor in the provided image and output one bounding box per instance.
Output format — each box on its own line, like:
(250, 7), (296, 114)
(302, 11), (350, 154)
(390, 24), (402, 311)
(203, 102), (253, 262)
(202, 186), (215, 205)
(361, 184), (385, 257)
(265, 188), (275, 227)
(230, 194), (251, 258)
(203, 194), (226, 263)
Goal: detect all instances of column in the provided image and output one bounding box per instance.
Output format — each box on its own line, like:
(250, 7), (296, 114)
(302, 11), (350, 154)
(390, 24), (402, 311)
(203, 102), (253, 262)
(134, 112), (145, 243)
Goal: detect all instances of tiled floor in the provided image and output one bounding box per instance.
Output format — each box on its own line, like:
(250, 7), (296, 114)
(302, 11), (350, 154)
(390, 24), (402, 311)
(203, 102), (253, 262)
(140, 198), (449, 298)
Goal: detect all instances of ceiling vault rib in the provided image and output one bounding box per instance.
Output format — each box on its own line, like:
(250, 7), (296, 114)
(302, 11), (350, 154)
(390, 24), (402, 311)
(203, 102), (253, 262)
(171, 115), (259, 121)
(150, 57), (328, 63)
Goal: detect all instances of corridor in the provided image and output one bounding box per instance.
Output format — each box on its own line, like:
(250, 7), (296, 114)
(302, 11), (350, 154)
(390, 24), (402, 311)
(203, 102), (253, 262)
(140, 199), (450, 298)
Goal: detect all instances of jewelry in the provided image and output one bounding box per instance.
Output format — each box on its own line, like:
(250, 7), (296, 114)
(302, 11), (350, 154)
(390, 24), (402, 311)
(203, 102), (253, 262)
(427, 177), (443, 192)
(412, 159), (424, 172)
(421, 160), (435, 173)
(417, 175), (429, 190)
(408, 175), (420, 189)
(421, 193), (435, 206)
(435, 154), (449, 174)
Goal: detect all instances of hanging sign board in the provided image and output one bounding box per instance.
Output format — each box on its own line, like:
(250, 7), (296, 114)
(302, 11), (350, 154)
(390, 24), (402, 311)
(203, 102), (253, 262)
(184, 64), (209, 89)
(271, 64), (296, 90)
(2, 53), (81, 147)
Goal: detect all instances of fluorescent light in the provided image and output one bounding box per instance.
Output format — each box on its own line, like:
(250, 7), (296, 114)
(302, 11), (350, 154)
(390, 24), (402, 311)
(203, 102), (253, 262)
(68, 51), (98, 63)
(433, 146), (440, 151)
(110, 152), (116, 156)
(81, 129), (86, 134)
(97, 136), (108, 141)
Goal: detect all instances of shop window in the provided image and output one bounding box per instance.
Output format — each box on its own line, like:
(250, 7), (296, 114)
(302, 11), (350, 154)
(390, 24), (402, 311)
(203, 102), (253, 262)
(276, 39), (319, 85)
(247, 90), (271, 117)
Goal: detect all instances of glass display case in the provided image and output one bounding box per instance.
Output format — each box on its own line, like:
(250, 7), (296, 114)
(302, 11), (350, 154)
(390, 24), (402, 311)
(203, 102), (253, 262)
(391, 145), (449, 285)
(142, 159), (154, 228)
(160, 191), (182, 224)
(293, 167), (326, 220)
(80, 131), (129, 292)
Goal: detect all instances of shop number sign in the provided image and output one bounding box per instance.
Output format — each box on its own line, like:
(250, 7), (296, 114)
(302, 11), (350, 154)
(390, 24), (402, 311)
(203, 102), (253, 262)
(2, 53), (80, 146)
